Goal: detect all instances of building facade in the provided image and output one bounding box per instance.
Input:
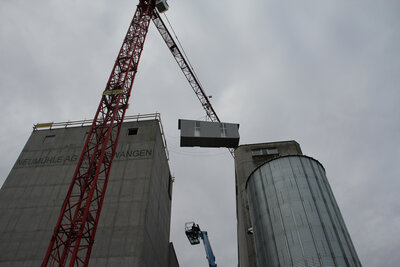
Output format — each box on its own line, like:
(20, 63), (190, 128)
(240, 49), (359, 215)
(235, 141), (361, 267)
(0, 114), (179, 267)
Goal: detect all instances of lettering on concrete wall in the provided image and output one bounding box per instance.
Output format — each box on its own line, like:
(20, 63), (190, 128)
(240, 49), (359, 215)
(14, 149), (153, 169)
(15, 155), (78, 168)
(114, 149), (152, 159)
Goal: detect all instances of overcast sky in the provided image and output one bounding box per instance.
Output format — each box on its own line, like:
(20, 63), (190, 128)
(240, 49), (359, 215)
(1, 0), (399, 266)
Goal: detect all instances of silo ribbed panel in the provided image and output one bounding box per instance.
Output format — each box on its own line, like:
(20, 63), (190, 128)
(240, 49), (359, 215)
(246, 155), (361, 267)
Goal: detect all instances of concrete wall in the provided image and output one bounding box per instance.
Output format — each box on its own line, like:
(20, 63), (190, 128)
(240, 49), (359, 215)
(235, 141), (361, 267)
(168, 242), (180, 267)
(234, 141), (302, 267)
(0, 119), (178, 266)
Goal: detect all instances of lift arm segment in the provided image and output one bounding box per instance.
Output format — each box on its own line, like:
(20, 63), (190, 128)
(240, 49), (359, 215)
(201, 231), (217, 267)
(185, 222), (217, 267)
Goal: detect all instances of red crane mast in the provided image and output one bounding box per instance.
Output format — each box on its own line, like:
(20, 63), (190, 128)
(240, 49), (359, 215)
(43, 0), (227, 265)
(42, 1), (155, 266)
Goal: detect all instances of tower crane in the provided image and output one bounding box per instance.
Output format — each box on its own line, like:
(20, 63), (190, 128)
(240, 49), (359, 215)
(185, 222), (217, 267)
(42, 0), (225, 266)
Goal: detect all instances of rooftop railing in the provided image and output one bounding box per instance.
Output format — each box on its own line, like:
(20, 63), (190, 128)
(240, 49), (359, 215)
(33, 112), (169, 160)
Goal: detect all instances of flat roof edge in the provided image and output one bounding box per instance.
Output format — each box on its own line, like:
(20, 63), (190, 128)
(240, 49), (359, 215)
(32, 112), (170, 161)
(236, 140), (300, 148)
(33, 113), (162, 131)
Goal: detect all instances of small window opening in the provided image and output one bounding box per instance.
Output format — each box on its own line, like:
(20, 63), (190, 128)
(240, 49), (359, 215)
(220, 123), (227, 137)
(251, 149), (263, 156)
(43, 135), (56, 143)
(266, 148), (278, 155)
(194, 121), (201, 137)
(251, 147), (279, 157)
(128, 128), (138, 135)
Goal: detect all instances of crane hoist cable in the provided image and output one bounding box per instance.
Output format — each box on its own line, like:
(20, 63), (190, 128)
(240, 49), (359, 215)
(152, 10), (235, 157)
(162, 13), (206, 91)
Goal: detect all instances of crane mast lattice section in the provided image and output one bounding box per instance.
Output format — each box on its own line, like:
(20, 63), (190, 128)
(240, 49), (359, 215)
(42, 1), (154, 266)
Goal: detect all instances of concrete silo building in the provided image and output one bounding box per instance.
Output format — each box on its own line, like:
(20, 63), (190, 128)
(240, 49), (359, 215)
(235, 141), (361, 267)
(0, 113), (179, 267)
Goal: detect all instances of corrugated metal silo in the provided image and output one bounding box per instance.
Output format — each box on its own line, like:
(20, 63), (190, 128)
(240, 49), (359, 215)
(246, 155), (361, 267)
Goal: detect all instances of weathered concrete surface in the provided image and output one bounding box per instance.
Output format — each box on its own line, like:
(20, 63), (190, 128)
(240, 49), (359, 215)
(235, 141), (361, 267)
(0, 119), (179, 267)
(234, 141), (302, 267)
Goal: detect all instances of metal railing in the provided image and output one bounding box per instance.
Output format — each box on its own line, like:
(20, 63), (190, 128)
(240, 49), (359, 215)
(33, 112), (169, 160)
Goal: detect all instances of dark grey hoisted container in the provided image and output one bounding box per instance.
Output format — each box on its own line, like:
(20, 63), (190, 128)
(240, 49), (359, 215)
(178, 119), (239, 148)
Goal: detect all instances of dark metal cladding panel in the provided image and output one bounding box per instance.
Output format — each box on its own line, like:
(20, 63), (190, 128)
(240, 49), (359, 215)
(246, 156), (362, 267)
(178, 119), (239, 148)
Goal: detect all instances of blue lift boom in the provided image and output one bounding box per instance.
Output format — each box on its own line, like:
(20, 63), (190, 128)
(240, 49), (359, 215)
(185, 222), (217, 267)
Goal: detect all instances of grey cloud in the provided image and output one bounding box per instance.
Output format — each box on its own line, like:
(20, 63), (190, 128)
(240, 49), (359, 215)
(1, 1), (399, 266)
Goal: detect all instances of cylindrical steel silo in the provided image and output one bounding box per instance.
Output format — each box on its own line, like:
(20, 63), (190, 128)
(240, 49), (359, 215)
(246, 155), (361, 267)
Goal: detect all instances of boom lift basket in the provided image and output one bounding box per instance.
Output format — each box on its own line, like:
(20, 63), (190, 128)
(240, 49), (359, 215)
(185, 222), (201, 245)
